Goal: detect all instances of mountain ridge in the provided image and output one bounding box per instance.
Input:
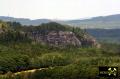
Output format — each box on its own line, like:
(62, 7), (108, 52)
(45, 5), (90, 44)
(1, 14), (120, 28)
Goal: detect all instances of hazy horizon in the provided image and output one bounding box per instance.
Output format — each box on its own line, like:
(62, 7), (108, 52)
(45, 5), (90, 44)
(1, 13), (120, 20)
(1, 0), (120, 20)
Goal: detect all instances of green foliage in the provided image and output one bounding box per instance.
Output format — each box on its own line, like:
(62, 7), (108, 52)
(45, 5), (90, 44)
(0, 54), (30, 73)
(30, 53), (72, 68)
(0, 31), (31, 44)
(0, 21), (120, 79)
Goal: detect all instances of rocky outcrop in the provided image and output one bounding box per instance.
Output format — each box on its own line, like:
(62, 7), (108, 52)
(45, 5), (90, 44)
(29, 31), (100, 48)
(29, 31), (81, 47)
(47, 31), (81, 47)
(80, 34), (101, 48)
(0, 21), (100, 48)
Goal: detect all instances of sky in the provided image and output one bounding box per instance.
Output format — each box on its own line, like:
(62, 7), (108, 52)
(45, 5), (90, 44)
(1, 0), (120, 20)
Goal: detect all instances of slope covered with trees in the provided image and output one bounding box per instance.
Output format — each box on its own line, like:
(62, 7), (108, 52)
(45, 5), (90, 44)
(86, 29), (120, 43)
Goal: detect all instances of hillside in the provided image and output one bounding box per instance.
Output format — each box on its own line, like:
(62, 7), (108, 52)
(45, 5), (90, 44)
(66, 14), (120, 28)
(0, 16), (51, 25)
(86, 29), (120, 43)
(0, 21), (99, 47)
(1, 14), (120, 28)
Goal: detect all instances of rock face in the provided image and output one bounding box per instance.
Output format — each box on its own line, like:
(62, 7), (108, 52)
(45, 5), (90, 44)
(29, 31), (81, 47)
(47, 31), (81, 47)
(80, 34), (101, 48)
(29, 31), (100, 48)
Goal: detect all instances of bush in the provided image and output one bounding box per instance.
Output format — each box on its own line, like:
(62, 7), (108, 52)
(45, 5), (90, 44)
(0, 54), (30, 73)
(30, 53), (72, 68)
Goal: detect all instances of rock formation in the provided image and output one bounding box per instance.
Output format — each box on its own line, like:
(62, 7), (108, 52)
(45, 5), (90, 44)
(29, 30), (100, 48)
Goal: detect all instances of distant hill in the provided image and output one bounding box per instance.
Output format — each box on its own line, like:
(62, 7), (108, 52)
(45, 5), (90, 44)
(0, 16), (52, 25)
(86, 29), (120, 43)
(65, 14), (120, 29)
(1, 14), (120, 28)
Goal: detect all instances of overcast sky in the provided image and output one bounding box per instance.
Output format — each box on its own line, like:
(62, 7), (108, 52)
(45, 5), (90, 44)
(1, 0), (120, 20)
